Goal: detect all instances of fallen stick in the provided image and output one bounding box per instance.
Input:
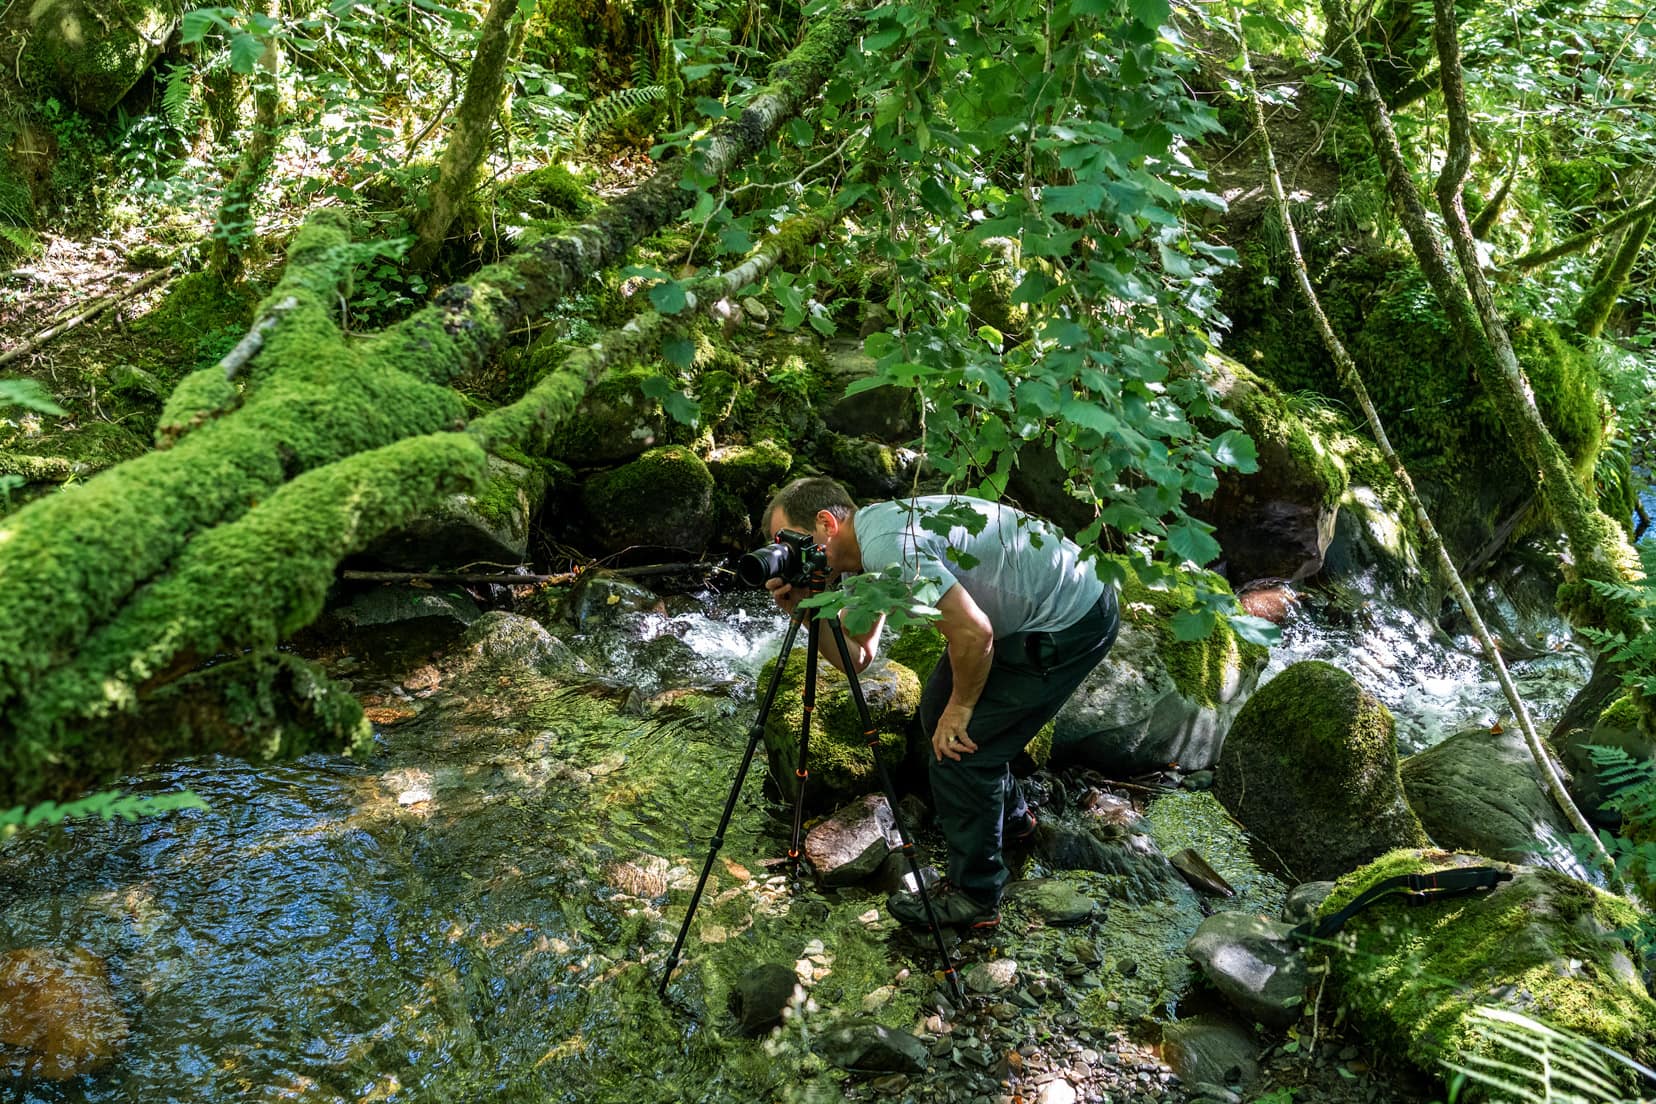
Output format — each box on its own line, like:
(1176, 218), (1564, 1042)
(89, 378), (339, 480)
(340, 561), (724, 586)
(0, 267), (177, 368)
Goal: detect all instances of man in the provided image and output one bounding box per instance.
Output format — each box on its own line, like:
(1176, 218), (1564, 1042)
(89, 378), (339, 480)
(762, 477), (1119, 930)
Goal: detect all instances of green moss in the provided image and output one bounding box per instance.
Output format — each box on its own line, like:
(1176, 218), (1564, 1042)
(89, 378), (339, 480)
(1115, 558), (1266, 708)
(885, 624), (947, 678)
(133, 271), (260, 380)
(494, 162), (594, 222)
(1218, 356), (1350, 509)
(706, 439), (791, 498)
(1319, 850), (1656, 1085)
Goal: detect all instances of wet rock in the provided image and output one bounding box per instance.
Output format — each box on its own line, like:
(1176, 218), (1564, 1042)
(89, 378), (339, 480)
(1038, 1079), (1080, 1104)
(1279, 881), (1336, 927)
(813, 1017), (930, 1074)
(965, 958), (1019, 994)
(805, 794), (898, 888)
(1005, 880), (1097, 927)
(1235, 580), (1298, 625)
(1052, 602), (1267, 775)
(365, 453), (546, 570)
(1161, 1016), (1259, 1089)
(556, 569), (664, 630)
(1034, 795), (1182, 904)
(729, 963), (799, 1037)
(1185, 913), (1307, 1028)
(0, 947), (129, 1079)
(1215, 660), (1429, 881)
(1400, 724), (1577, 869)
(461, 611), (585, 676)
(333, 585), (481, 630)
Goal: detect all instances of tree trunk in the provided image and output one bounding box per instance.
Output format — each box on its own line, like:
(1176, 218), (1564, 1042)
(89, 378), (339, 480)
(407, 0), (528, 270)
(1574, 211), (1654, 339)
(208, 0), (284, 280)
(1321, 0), (1644, 634)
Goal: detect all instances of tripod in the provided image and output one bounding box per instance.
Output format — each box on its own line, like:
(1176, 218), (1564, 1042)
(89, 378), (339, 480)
(657, 595), (965, 1003)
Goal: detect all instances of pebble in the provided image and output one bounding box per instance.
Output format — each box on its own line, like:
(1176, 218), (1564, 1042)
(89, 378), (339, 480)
(1039, 1080), (1079, 1104)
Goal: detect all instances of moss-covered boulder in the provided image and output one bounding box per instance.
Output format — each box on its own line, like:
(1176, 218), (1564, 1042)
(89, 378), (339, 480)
(1192, 354), (1348, 586)
(361, 452), (547, 570)
(579, 445), (715, 557)
(759, 651), (920, 812)
(1215, 660), (1429, 881)
(1318, 850), (1656, 1085)
(1052, 563), (1270, 773)
(11, 0), (182, 112)
(551, 366), (680, 465)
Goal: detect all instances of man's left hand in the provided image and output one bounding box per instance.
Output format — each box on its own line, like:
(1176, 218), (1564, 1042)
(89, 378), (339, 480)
(932, 703), (977, 762)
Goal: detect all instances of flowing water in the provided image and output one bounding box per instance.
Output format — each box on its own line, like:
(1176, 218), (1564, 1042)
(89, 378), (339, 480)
(0, 561), (1613, 1099)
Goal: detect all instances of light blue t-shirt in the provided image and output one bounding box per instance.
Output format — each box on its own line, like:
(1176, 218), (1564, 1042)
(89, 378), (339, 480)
(853, 496), (1106, 637)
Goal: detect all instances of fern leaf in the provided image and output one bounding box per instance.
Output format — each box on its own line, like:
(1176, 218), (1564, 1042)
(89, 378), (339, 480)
(163, 62), (197, 131)
(574, 85), (664, 149)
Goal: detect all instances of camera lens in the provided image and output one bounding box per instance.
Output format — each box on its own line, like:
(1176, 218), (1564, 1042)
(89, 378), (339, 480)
(737, 543), (795, 587)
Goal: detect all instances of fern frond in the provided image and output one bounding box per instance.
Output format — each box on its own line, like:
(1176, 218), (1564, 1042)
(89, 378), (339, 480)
(162, 62), (198, 131)
(0, 224), (38, 257)
(574, 85), (664, 149)
(1444, 1006), (1655, 1104)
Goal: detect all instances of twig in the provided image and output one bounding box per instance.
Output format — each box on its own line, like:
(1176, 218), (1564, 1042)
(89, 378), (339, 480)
(341, 561), (722, 586)
(221, 296), (297, 381)
(0, 267), (176, 369)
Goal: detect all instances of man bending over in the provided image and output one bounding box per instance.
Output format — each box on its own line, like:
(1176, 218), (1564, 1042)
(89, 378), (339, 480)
(763, 477), (1119, 930)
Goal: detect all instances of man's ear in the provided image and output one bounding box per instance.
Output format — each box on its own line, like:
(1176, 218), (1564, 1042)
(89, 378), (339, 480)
(817, 509), (839, 535)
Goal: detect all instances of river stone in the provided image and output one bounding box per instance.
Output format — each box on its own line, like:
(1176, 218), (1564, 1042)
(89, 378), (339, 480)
(363, 453), (546, 570)
(813, 1018), (929, 1074)
(1215, 660), (1429, 882)
(1005, 879), (1097, 927)
(1279, 881), (1337, 927)
(556, 569), (664, 630)
(461, 611), (585, 676)
(1051, 599), (1267, 774)
(1161, 1015), (1260, 1089)
(333, 584), (481, 629)
(1185, 913), (1307, 1028)
(0, 947), (129, 1079)
(805, 794), (898, 887)
(1322, 851), (1656, 1076)
(964, 958), (1019, 994)
(580, 445), (716, 556)
(1400, 724), (1576, 868)
(729, 963), (799, 1037)
(1034, 803), (1182, 906)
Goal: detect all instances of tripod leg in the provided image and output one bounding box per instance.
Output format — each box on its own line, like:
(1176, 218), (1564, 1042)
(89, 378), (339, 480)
(787, 615), (820, 885)
(658, 610), (805, 999)
(822, 617), (965, 1004)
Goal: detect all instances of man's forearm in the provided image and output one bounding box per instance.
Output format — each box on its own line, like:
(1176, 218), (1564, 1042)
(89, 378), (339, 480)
(945, 632), (993, 709)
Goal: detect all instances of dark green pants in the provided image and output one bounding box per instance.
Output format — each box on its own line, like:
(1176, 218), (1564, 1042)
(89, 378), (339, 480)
(921, 588), (1119, 905)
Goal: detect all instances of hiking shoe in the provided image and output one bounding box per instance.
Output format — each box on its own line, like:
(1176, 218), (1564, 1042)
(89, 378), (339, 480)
(887, 881), (999, 930)
(1005, 809), (1038, 846)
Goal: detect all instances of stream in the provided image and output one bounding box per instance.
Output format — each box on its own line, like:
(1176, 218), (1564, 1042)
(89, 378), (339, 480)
(0, 539), (1638, 1099)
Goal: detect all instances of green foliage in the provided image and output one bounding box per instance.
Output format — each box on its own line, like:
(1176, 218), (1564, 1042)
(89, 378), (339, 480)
(0, 380), (68, 417)
(1446, 1006), (1656, 1104)
(1, 789), (209, 838)
(1579, 543), (1656, 702)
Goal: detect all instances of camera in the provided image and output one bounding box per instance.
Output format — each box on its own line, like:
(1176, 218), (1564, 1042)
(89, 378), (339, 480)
(738, 528), (829, 588)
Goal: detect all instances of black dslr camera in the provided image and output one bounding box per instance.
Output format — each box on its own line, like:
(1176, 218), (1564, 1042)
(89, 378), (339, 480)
(737, 528), (829, 588)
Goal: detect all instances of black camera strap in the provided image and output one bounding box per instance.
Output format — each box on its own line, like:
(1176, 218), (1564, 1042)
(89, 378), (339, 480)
(1290, 867), (1513, 943)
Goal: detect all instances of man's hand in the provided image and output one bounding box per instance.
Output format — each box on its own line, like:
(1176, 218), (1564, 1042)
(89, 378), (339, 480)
(932, 702), (978, 762)
(765, 577), (803, 617)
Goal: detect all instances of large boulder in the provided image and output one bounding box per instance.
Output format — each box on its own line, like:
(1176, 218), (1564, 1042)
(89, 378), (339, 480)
(1214, 660), (1429, 881)
(1400, 724), (1578, 870)
(1052, 564), (1269, 773)
(363, 452), (546, 570)
(579, 445), (715, 556)
(551, 366), (680, 465)
(1185, 912), (1308, 1028)
(10, 0), (181, 112)
(1190, 356), (1347, 587)
(1318, 851), (1656, 1085)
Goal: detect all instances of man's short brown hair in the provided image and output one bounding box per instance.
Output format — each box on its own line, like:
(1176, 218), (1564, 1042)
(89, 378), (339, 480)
(764, 477), (855, 534)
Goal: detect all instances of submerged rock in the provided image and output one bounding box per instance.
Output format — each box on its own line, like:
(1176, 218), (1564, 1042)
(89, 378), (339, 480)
(1215, 660), (1429, 881)
(813, 1017), (930, 1074)
(729, 963), (799, 1037)
(0, 946), (129, 1079)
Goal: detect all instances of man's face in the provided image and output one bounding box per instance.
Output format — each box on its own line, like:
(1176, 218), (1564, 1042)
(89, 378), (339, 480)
(766, 506), (857, 576)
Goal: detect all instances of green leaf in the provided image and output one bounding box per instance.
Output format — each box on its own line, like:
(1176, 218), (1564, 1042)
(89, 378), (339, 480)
(1166, 519), (1221, 566)
(0, 379), (67, 416)
(1170, 607), (1216, 642)
(1228, 615), (1282, 647)
(863, 25), (904, 51)
(180, 7), (234, 43)
(662, 336), (695, 369)
(649, 280), (688, 315)
(229, 31), (265, 73)
(1210, 429), (1258, 473)
(1041, 182), (1106, 216)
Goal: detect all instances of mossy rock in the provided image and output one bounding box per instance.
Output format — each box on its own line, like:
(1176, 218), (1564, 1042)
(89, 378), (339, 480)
(1319, 850), (1656, 1088)
(1215, 661), (1429, 881)
(579, 445), (715, 556)
(1054, 559), (1269, 773)
(494, 162), (593, 221)
(362, 453), (547, 570)
(758, 651), (919, 812)
(13, 0), (182, 112)
(551, 366), (681, 465)
(707, 440), (792, 499)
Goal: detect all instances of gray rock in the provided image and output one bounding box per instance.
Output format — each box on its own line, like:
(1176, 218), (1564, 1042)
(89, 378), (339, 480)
(1279, 881), (1337, 927)
(964, 958), (1019, 994)
(729, 963), (799, 1037)
(1161, 1016), (1259, 1089)
(556, 569), (663, 630)
(334, 585), (481, 630)
(462, 611), (585, 675)
(1052, 614), (1266, 774)
(1185, 913), (1307, 1028)
(1401, 724), (1578, 870)
(805, 794), (897, 888)
(366, 454), (546, 570)
(580, 445), (716, 556)
(813, 1017), (930, 1074)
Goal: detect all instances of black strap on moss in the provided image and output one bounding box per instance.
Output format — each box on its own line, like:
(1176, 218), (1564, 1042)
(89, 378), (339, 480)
(1291, 867), (1514, 943)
